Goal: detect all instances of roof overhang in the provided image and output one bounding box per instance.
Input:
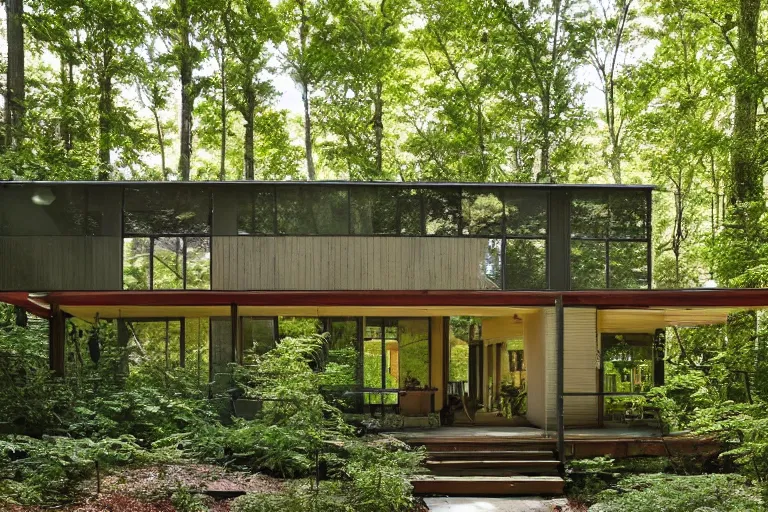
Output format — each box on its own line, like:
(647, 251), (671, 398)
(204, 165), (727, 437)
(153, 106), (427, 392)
(3, 289), (768, 323)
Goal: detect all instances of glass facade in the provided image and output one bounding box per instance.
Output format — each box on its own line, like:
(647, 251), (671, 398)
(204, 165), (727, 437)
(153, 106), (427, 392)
(0, 182), (652, 291)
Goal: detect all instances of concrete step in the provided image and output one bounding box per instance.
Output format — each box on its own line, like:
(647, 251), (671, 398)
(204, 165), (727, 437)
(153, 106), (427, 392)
(425, 459), (560, 477)
(427, 450), (556, 461)
(411, 475), (565, 496)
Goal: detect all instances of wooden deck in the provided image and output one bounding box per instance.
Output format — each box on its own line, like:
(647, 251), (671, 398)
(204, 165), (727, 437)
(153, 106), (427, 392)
(391, 426), (721, 459)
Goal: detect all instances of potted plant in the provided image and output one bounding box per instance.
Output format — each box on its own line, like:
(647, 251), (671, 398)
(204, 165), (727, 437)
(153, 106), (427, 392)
(398, 376), (437, 416)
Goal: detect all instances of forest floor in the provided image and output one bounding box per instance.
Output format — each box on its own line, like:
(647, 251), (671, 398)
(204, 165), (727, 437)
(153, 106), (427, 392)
(4, 463), (283, 512)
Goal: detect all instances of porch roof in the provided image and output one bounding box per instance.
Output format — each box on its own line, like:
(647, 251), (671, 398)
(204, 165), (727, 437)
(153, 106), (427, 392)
(2, 289), (768, 324)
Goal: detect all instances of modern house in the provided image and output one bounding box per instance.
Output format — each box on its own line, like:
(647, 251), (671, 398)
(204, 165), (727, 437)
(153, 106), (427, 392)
(2, 180), (765, 460)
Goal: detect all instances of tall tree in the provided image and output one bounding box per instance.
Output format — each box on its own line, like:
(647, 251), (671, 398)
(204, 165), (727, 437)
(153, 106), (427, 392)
(731, 0), (763, 206)
(152, 0), (206, 181)
(587, 0), (635, 184)
(494, 0), (590, 182)
(314, 0), (409, 180)
(279, 0), (323, 180)
(77, 0), (145, 180)
(225, 0), (281, 180)
(4, 0), (25, 149)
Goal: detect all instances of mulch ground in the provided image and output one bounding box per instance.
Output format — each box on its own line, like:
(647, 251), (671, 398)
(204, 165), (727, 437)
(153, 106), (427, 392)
(3, 463), (283, 512)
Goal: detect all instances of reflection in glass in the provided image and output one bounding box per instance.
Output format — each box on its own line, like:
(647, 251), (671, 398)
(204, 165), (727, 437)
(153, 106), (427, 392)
(609, 242), (648, 289)
(462, 190), (503, 236)
(123, 186), (210, 235)
(481, 239), (503, 289)
(570, 240), (606, 289)
(350, 187), (397, 234)
(122, 237), (150, 290)
(186, 237), (211, 289)
(570, 191), (609, 239)
(242, 317), (276, 364)
(398, 189), (423, 235)
(505, 190), (547, 236)
(602, 333), (654, 423)
(237, 187), (276, 235)
(505, 239), (546, 289)
(424, 188), (460, 235)
(278, 187), (349, 235)
(609, 192), (647, 239)
(398, 319), (430, 388)
(152, 237), (184, 289)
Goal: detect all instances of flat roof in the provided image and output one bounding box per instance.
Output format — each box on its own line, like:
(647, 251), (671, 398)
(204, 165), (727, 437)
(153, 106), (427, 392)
(2, 289), (767, 320)
(0, 180), (656, 190)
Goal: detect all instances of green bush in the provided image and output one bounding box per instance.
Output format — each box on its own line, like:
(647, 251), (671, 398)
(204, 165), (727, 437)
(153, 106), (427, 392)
(589, 474), (764, 512)
(0, 435), (150, 506)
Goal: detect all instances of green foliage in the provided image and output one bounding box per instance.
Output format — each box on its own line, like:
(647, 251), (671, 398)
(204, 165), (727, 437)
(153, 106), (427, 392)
(589, 474), (764, 512)
(0, 435), (150, 506)
(170, 485), (208, 512)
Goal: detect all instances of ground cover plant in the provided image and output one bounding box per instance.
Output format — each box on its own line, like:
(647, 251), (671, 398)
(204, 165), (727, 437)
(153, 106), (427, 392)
(0, 312), (423, 510)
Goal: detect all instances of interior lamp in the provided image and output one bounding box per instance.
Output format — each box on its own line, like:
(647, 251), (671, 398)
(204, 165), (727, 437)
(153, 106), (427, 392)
(31, 187), (56, 206)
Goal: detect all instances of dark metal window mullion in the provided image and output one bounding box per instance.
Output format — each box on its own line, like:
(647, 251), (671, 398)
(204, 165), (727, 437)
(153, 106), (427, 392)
(605, 240), (611, 288)
(149, 236), (155, 291)
(182, 236), (188, 289)
(646, 190), (653, 289)
(501, 192), (507, 289)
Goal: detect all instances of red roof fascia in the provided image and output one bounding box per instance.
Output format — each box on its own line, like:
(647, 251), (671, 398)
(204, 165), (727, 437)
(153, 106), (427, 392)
(0, 292), (51, 318)
(11, 289), (768, 311)
(44, 290), (559, 307)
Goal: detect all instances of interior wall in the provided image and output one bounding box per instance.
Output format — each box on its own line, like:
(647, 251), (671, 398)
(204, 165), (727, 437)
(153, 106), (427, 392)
(430, 317), (444, 411)
(524, 309), (547, 429)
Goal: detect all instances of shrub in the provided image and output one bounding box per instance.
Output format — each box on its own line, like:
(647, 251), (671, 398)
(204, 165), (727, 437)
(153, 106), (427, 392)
(589, 474), (764, 512)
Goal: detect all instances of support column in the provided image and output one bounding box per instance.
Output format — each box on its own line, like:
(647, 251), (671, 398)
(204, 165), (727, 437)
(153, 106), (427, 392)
(117, 319), (130, 377)
(556, 296), (565, 465)
(231, 303), (240, 364)
(430, 316), (444, 411)
(654, 328), (666, 386)
(49, 304), (66, 377)
(180, 319), (186, 368)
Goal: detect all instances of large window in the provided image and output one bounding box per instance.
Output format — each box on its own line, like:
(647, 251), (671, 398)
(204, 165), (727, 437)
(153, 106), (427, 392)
(122, 186), (211, 290)
(123, 237), (211, 290)
(570, 190), (650, 289)
(505, 190), (548, 289)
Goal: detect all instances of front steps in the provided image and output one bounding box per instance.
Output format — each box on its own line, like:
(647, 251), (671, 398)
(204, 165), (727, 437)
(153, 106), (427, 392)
(411, 476), (564, 496)
(409, 439), (564, 497)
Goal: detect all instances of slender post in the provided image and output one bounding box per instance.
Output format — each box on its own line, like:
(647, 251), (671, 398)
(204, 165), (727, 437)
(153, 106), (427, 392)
(180, 318), (186, 368)
(49, 304), (66, 377)
(231, 303), (239, 363)
(556, 296), (565, 465)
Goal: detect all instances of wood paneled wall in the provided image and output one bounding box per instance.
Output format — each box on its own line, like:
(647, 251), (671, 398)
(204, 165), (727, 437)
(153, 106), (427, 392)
(562, 308), (599, 426)
(0, 236), (121, 291)
(212, 236), (496, 290)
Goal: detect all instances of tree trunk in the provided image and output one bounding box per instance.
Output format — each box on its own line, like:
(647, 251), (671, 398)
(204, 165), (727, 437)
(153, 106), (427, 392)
(5, 0), (25, 149)
(219, 46), (227, 181)
(373, 80), (384, 178)
(14, 306), (28, 327)
(302, 81), (316, 180)
(97, 51), (113, 181)
(731, 0), (762, 205)
(243, 87), (255, 180)
(152, 103), (166, 180)
(539, 89), (551, 182)
(178, 0), (193, 182)
(59, 56), (73, 153)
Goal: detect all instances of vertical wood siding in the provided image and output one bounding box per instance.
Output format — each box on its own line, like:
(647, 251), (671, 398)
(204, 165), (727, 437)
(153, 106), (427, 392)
(562, 308), (599, 426)
(0, 236), (121, 291)
(212, 236), (495, 290)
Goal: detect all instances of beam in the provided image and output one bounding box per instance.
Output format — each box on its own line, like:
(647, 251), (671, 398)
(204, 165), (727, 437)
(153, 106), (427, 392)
(555, 296), (565, 466)
(49, 304), (66, 377)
